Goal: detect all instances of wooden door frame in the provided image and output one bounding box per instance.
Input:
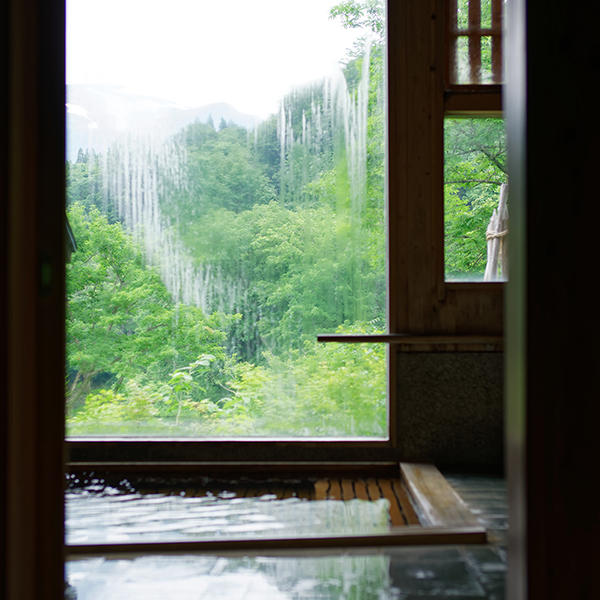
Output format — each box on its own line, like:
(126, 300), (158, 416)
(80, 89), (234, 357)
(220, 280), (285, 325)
(2, 2), (511, 599)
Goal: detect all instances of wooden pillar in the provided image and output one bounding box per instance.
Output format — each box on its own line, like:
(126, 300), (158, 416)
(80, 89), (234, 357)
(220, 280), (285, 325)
(2, 1), (66, 598)
(505, 0), (600, 597)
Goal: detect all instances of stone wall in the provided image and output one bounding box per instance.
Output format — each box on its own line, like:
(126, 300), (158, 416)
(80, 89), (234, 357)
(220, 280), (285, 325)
(396, 352), (504, 470)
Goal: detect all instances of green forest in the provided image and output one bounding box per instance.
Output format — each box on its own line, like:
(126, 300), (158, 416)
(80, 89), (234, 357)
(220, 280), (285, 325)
(65, 0), (506, 437)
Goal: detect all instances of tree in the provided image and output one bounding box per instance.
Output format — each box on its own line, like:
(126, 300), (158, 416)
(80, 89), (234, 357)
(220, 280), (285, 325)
(66, 203), (230, 413)
(329, 0), (385, 43)
(179, 200), (385, 363)
(225, 321), (387, 436)
(444, 118), (507, 279)
(161, 122), (277, 231)
(67, 149), (118, 222)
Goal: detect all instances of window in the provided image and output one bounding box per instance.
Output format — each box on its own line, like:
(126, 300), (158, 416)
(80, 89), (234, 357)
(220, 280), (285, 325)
(444, 117), (507, 281)
(66, 0), (395, 462)
(444, 0), (506, 282)
(66, 0), (504, 464)
(448, 0), (504, 85)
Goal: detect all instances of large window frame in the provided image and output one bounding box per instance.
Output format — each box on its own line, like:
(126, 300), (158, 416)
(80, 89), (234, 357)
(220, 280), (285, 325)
(65, 0), (504, 469)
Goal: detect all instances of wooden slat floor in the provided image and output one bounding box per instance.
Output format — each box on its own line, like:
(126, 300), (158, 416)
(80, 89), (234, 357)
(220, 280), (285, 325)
(135, 477), (420, 527)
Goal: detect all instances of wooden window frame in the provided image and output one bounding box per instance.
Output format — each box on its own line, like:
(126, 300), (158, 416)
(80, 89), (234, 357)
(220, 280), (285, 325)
(446, 0), (504, 85)
(387, 0), (503, 348)
(441, 0), (504, 347)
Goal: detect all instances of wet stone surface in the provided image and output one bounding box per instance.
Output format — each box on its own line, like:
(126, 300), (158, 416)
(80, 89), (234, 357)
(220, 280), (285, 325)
(67, 554), (394, 600)
(389, 547), (486, 597)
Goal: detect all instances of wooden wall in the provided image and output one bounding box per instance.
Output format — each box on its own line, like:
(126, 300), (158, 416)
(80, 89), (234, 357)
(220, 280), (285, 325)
(387, 0), (504, 470)
(506, 0), (600, 597)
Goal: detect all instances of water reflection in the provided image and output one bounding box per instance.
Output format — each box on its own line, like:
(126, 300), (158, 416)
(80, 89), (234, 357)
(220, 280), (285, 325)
(66, 487), (391, 545)
(67, 553), (394, 600)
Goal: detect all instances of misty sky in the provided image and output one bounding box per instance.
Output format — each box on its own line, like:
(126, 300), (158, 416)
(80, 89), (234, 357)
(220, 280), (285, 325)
(67, 0), (363, 119)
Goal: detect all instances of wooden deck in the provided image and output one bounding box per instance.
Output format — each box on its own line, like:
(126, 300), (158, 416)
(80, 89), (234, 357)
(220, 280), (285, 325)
(135, 476), (420, 528)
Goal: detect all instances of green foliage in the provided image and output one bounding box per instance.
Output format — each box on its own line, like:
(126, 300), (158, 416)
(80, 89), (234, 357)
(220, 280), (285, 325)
(66, 149), (118, 222)
(452, 0), (496, 83)
(66, 203), (231, 416)
(330, 0), (386, 42)
(67, 380), (167, 435)
(182, 201), (385, 363)
(66, 199), (387, 437)
(161, 122), (277, 232)
(444, 118), (507, 279)
(331, 0), (386, 282)
(167, 354), (215, 425)
(223, 321), (386, 436)
(166, 11), (387, 366)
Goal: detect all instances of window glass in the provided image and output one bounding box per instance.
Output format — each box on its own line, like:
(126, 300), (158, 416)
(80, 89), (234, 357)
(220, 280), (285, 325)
(444, 118), (507, 282)
(449, 0), (503, 84)
(66, 0), (387, 438)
